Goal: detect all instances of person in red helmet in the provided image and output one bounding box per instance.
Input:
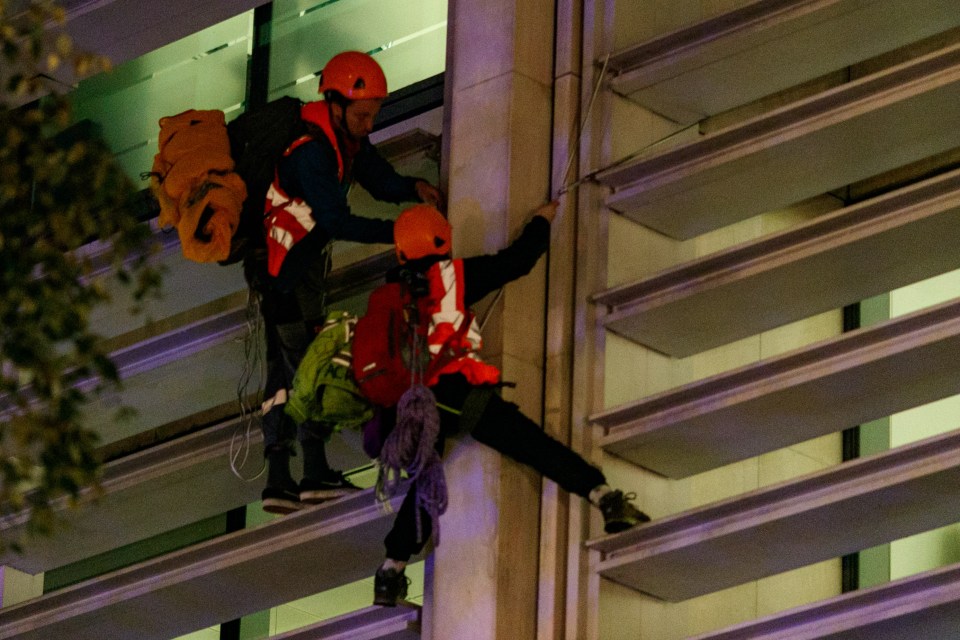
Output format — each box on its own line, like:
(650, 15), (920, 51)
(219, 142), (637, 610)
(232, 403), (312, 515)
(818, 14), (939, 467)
(370, 201), (650, 607)
(255, 51), (444, 515)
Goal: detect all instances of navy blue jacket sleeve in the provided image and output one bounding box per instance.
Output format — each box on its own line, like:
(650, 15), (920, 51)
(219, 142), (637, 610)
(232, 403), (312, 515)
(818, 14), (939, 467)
(278, 139), (394, 244)
(353, 140), (422, 204)
(461, 216), (551, 307)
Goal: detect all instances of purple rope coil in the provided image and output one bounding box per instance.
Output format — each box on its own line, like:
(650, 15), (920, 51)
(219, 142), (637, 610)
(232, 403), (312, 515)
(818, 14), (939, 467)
(376, 383), (448, 544)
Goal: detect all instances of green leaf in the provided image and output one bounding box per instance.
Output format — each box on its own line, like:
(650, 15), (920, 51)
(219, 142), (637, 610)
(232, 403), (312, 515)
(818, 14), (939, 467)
(0, 0), (164, 556)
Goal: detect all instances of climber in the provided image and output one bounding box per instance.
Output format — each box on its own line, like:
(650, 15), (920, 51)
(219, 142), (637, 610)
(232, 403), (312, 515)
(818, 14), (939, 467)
(369, 201), (649, 606)
(253, 50), (444, 514)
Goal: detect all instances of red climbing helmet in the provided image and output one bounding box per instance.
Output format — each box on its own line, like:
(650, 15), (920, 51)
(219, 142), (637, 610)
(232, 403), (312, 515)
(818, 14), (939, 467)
(318, 51), (388, 100)
(394, 204), (452, 264)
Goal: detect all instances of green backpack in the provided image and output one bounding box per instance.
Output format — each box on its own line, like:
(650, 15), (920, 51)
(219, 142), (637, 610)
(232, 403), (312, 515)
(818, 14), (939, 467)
(286, 310), (374, 433)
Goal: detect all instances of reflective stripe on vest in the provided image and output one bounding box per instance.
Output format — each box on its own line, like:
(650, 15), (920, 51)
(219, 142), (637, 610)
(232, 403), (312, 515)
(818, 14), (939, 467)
(424, 259), (501, 386)
(263, 102), (343, 277)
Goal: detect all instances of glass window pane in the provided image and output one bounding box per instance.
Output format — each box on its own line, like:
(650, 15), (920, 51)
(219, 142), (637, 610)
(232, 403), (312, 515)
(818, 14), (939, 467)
(70, 13), (253, 182)
(267, 0), (446, 103)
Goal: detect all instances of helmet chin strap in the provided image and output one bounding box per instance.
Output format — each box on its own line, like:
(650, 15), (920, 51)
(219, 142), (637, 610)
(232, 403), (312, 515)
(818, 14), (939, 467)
(330, 103), (366, 143)
(329, 103), (345, 132)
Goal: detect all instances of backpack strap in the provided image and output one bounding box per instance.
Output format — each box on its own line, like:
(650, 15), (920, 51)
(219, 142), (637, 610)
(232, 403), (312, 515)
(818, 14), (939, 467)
(299, 101), (344, 181)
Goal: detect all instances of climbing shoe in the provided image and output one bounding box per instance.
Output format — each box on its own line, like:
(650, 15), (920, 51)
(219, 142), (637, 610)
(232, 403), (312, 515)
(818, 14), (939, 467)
(598, 490), (651, 534)
(373, 566), (410, 607)
(299, 470), (362, 504)
(261, 485), (302, 515)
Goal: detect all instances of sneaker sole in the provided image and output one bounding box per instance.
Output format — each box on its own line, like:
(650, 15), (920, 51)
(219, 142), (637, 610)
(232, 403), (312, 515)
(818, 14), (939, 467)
(604, 513), (651, 534)
(262, 497), (302, 515)
(373, 588), (408, 608)
(300, 486), (363, 504)
(373, 594), (400, 607)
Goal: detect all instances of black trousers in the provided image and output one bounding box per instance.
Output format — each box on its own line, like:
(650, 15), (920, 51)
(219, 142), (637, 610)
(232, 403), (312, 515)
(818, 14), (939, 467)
(383, 375), (606, 561)
(254, 253), (332, 452)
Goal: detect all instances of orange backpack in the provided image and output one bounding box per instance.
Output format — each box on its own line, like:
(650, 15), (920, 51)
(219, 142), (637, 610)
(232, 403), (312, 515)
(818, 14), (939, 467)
(150, 109), (246, 263)
(150, 97), (307, 265)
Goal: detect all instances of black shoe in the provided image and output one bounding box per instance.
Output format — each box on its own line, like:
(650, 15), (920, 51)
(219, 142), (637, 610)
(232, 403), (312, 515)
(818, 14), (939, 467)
(261, 485), (302, 515)
(299, 471), (363, 504)
(598, 490), (651, 534)
(373, 566), (410, 607)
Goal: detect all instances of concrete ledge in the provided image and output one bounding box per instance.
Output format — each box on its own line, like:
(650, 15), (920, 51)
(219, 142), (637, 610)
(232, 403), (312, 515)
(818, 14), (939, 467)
(588, 428), (960, 601)
(594, 296), (960, 477)
(0, 414), (260, 573)
(594, 167), (960, 356)
(274, 604), (420, 640)
(0, 407), (372, 574)
(0, 488), (406, 640)
(688, 561), (960, 639)
(597, 42), (960, 238)
(607, 0), (960, 123)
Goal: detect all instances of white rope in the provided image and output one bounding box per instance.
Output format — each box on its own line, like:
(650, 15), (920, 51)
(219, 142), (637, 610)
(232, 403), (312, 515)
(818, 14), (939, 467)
(229, 288), (266, 481)
(478, 287), (505, 333)
(557, 52), (611, 197)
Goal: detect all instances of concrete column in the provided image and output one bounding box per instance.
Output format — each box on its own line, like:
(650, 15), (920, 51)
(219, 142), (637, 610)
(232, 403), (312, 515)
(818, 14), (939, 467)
(566, 2), (617, 639)
(0, 566), (43, 608)
(428, 1), (556, 639)
(538, 0), (586, 638)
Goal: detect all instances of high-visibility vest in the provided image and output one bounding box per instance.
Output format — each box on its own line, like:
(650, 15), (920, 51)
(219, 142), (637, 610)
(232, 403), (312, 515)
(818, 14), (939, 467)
(423, 259), (501, 386)
(263, 102), (344, 277)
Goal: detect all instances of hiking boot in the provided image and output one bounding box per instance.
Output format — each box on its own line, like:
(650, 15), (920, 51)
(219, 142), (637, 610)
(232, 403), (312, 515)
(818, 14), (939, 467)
(373, 567), (410, 607)
(261, 485), (302, 515)
(598, 490), (651, 534)
(299, 471), (363, 504)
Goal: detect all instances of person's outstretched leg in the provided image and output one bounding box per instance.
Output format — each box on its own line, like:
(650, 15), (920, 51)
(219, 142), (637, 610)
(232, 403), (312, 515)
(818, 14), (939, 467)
(470, 392), (650, 533)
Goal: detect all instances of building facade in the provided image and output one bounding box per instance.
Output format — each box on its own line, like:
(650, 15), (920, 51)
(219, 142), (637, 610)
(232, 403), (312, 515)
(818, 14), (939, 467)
(1, 1), (959, 638)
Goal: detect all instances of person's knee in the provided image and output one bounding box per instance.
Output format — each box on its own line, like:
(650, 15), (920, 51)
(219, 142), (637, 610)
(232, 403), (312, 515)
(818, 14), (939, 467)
(299, 420), (334, 442)
(470, 394), (522, 447)
(262, 401), (297, 449)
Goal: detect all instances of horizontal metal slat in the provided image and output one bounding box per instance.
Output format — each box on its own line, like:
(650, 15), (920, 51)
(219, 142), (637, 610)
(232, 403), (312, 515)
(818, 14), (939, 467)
(273, 604), (420, 640)
(607, 0), (960, 123)
(0, 488), (406, 640)
(688, 561), (960, 640)
(588, 428), (960, 601)
(594, 296), (960, 477)
(594, 167), (960, 356)
(597, 41), (960, 239)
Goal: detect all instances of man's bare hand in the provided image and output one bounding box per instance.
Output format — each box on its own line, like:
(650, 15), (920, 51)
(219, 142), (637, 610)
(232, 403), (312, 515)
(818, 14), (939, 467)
(415, 180), (446, 212)
(535, 200), (559, 224)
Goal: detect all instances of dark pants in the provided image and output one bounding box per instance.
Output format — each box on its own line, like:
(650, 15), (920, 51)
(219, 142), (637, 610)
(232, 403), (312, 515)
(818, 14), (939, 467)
(254, 253), (333, 453)
(261, 319), (333, 449)
(383, 375), (606, 561)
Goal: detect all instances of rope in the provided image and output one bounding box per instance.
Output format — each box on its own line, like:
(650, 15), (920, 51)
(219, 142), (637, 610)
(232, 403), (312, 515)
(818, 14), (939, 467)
(229, 287), (266, 481)
(227, 242), (335, 482)
(557, 52), (611, 197)
(554, 53), (700, 196)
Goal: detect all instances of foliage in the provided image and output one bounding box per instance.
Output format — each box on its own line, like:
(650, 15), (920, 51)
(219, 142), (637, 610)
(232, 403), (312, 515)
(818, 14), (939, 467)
(0, 0), (162, 550)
